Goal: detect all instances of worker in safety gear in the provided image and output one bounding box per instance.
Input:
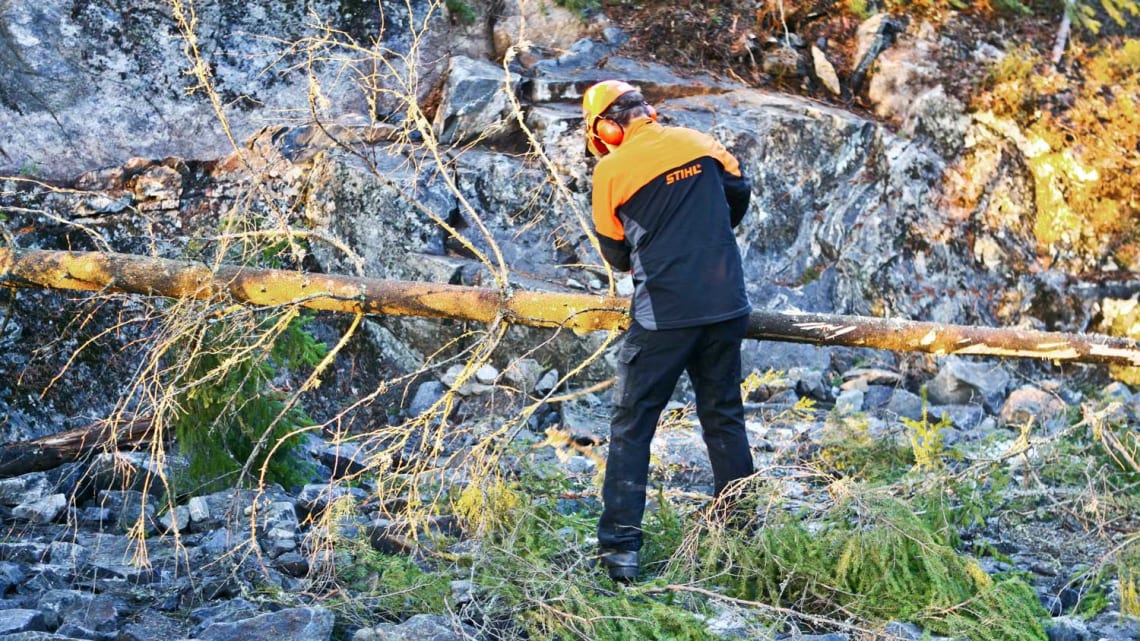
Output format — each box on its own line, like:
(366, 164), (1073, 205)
(583, 79), (755, 582)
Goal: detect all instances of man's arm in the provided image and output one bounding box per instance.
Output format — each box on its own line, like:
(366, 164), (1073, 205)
(703, 134), (751, 229)
(591, 163), (632, 272)
(597, 235), (631, 272)
(723, 170), (752, 228)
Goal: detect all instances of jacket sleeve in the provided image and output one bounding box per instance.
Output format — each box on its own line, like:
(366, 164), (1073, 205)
(723, 170), (752, 228)
(597, 235), (631, 272)
(703, 134), (751, 228)
(591, 161), (632, 272)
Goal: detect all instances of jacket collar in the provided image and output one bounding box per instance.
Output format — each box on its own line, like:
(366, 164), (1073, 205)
(621, 117), (658, 143)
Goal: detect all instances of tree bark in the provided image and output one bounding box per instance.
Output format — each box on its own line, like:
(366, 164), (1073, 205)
(2, 247), (1139, 368)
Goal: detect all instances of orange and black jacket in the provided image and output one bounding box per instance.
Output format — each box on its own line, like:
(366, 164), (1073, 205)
(591, 118), (752, 330)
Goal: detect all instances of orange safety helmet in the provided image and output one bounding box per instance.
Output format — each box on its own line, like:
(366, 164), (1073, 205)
(582, 79), (654, 158)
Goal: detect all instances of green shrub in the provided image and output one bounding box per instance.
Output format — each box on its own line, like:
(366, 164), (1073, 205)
(169, 310), (326, 493)
(813, 413), (914, 484)
(902, 387), (955, 472)
(670, 493), (1047, 641)
(340, 546), (450, 615)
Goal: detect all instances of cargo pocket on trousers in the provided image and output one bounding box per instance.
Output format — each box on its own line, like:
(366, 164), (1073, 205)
(613, 341), (641, 409)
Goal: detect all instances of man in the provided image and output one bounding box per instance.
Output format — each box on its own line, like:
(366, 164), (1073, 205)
(582, 80), (755, 582)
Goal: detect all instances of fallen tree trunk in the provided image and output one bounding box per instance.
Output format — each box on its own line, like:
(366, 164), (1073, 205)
(2, 247), (1139, 367)
(0, 415), (154, 478)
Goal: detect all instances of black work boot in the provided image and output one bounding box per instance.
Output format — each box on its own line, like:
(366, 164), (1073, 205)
(598, 549), (639, 582)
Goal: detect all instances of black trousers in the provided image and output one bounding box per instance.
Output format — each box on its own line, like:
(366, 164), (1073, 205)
(597, 314), (754, 552)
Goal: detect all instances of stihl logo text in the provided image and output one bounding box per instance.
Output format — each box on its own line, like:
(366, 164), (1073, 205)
(665, 164), (702, 185)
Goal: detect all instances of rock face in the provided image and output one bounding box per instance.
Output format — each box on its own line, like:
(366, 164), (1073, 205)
(0, 0), (448, 180)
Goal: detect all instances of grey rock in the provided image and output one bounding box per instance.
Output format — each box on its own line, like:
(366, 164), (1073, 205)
(559, 398), (609, 441)
(54, 623), (115, 641)
(1086, 611), (1140, 641)
(535, 369), (561, 395)
(0, 629), (87, 634)
(93, 490), (156, 535)
(0, 610), (46, 635)
(197, 607), (334, 641)
(788, 368), (829, 402)
(315, 441), (369, 479)
(409, 381), (446, 417)
(862, 16), (941, 126)
(859, 384), (898, 410)
(882, 621), (923, 640)
(191, 488), (293, 532)
(12, 494), (66, 524)
(37, 590), (116, 631)
(449, 579), (473, 604)
(763, 46), (803, 78)
(272, 552), (310, 578)
(834, 388), (865, 415)
(491, 1), (587, 60)
(474, 364), (499, 385)
(0, 0), (431, 180)
(20, 565), (72, 594)
(263, 527), (298, 559)
(503, 358), (543, 393)
(926, 357), (1010, 413)
(703, 602), (750, 639)
(0, 562), (27, 595)
(886, 388), (926, 422)
(46, 543), (88, 571)
(901, 85), (969, 158)
(75, 508), (112, 529)
(199, 528), (250, 559)
(432, 56), (520, 145)
(1100, 381), (1134, 403)
(80, 452), (166, 497)
(187, 497), (211, 524)
(159, 506), (191, 533)
(0, 542), (47, 564)
(76, 562), (158, 587)
(189, 598), (261, 632)
(258, 501), (299, 531)
(358, 320), (428, 380)
(1046, 615), (1091, 641)
(353, 614), (475, 641)
(927, 404), (985, 431)
(120, 610), (187, 641)
(296, 484), (368, 519)
(1000, 385), (1070, 433)
(0, 474), (55, 508)
(441, 364), (493, 396)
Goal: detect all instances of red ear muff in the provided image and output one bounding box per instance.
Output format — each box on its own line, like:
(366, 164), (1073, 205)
(594, 118), (625, 146)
